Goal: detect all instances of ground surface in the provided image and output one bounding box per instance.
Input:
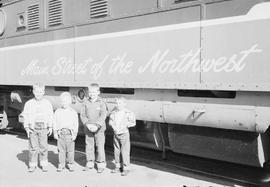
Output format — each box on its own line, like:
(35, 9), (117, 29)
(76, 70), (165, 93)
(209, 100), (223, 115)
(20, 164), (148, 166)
(0, 133), (236, 187)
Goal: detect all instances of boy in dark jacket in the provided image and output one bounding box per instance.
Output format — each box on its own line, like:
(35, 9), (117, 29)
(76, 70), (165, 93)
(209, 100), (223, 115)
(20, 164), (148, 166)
(80, 83), (107, 173)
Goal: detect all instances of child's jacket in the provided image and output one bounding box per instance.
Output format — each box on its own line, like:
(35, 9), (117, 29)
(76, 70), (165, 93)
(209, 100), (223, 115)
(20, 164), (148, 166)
(109, 108), (136, 135)
(80, 97), (107, 132)
(53, 107), (79, 135)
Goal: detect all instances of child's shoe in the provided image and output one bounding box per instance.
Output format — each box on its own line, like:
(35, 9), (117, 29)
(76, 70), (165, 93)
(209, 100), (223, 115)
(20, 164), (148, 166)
(57, 165), (64, 172)
(121, 170), (129, 176)
(111, 168), (120, 173)
(68, 165), (75, 172)
(42, 166), (48, 172)
(83, 162), (94, 171)
(97, 168), (104, 173)
(28, 166), (36, 172)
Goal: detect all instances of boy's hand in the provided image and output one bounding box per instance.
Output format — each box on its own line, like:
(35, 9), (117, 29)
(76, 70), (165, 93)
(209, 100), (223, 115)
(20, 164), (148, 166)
(127, 113), (136, 128)
(53, 131), (59, 140)
(86, 124), (98, 133)
(72, 135), (77, 141)
(47, 128), (53, 136)
(25, 127), (33, 138)
(70, 130), (77, 141)
(54, 134), (59, 140)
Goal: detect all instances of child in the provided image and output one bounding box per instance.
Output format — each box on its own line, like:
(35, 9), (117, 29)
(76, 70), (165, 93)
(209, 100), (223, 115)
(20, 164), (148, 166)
(109, 97), (136, 176)
(22, 83), (53, 172)
(80, 83), (107, 173)
(53, 92), (79, 172)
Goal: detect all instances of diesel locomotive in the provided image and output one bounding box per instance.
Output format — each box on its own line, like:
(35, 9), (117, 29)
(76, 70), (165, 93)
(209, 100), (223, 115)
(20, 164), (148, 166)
(1, 0), (270, 167)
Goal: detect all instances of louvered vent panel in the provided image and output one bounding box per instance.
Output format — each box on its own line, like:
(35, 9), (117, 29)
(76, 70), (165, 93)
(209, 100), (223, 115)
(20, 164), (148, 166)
(90, 0), (109, 19)
(28, 4), (40, 30)
(48, 0), (63, 27)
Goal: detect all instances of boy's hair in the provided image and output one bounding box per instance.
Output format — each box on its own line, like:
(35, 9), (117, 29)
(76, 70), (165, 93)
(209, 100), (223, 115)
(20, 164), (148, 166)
(60, 92), (72, 104)
(88, 83), (100, 91)
(32, 83), (45, 91)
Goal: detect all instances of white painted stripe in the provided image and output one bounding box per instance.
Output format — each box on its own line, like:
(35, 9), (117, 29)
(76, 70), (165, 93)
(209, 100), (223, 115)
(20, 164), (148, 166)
(1, 2), (270, 51)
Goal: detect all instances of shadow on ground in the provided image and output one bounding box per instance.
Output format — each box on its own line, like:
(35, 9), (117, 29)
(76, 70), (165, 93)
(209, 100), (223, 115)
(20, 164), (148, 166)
(17, 150), (28, 167)
(14, 133), (115, 171)
(16, 150), (58, 168)
(74, 151), (86, 167)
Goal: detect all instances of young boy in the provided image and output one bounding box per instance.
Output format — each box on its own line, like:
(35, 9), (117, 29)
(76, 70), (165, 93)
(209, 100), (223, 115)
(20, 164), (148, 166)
(80, 83), (107, 173)
(53, 92), (79, 172)
(22, 83), (53, 172)
(109, 97), (136, 176)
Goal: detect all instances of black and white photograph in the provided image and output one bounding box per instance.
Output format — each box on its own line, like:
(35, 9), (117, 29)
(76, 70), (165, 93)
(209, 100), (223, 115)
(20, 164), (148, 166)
(0, 0), (270, 186)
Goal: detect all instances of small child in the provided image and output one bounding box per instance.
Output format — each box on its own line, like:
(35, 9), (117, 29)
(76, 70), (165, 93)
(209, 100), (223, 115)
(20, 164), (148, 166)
(22, 83), (53, 172)
(109, 97), (136, 176)
(80, 83), (107, 173)
(53, 92), (79, 172)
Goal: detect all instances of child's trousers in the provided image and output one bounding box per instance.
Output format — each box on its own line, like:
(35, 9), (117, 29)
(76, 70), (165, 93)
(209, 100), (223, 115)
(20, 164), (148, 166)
(57, 128), (75, 167)
(28, 128), (48, 167)
(85, 130), (106, 169)
(113, 132), (130, 170)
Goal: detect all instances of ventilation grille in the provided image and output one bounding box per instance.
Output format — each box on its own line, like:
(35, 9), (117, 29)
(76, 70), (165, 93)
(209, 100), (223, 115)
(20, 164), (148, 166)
(90, 0), (109, 19)
(48, 0), (63, 27)
(27, 4), (40, 30)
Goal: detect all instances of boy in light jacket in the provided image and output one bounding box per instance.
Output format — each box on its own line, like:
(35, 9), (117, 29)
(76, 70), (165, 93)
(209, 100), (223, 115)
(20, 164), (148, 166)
(22, 83), (53, 172)
(53, 92), (79, 172)
(109, 97), (136, 176)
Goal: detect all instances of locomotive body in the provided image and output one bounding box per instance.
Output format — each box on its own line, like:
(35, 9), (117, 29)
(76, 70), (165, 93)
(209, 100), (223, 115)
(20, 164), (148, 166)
(1, 0), (270, 167)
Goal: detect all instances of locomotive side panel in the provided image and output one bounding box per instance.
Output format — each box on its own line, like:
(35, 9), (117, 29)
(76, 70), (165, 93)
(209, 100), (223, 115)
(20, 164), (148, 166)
(201, 3), (270, 91)
(2, 38), (75, 85)
(2, 1), (270, 91)
(0, 4), (202, 88)
(204, 0), (266, 19)
(74, 12), (201, 88)
(76, 6), (201, 37)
